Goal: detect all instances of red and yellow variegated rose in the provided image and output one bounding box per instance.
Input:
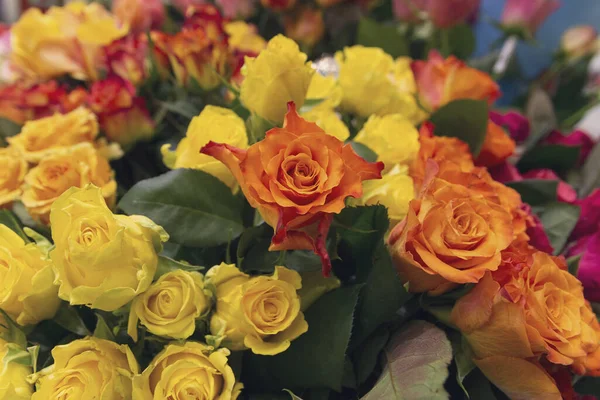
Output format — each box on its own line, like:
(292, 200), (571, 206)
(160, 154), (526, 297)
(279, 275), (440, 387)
(451, 246), (600, 399)
(283, 7), (325, 48)
(261, 0), (296, 11)
(88, 75), (154, 149)
(411, 50), (500, 111)
(475, 120), (517, 167)
(389, 161), (513, 294)
(104, 35), (148, 86)
(112, 0), (164, 34)
(202, 103), (383, 275)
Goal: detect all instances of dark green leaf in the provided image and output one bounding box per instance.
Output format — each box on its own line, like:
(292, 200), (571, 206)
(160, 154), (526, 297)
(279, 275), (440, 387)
(537, 202), (580, 255)
(156, 255), (204, 278)
(93, 314), (115, 341)
(283, 389), (303, 400)
(430, 99), (489, 156)
(361, 321), (452, 400)
(448, 24), (476, 59)
(53, 303), (91, 336)
(450, 331), (476, 397)
(242, 285), (363, 392)
(574, 376), (600, 395)
(579, 142), (600, 197)
(246, 114), (277, 143)
(119, 169), (244, 248)
(517, 144), (580, 174)
(567, 255), (581, 276)
(353, 327), (390, 385)
(349, 142), (378, 163)
(0, 117), (21, 139)
(524, 88), (556, 150)
(356, 18), (408, 58)
(0, 210), (29, 242)
(0, 310), (27, 349)
(463, 368), (498, 400)
(505, 179), (558, 206)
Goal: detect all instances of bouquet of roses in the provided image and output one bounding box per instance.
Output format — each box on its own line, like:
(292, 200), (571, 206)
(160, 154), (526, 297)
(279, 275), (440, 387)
(1, 0), (600, 399)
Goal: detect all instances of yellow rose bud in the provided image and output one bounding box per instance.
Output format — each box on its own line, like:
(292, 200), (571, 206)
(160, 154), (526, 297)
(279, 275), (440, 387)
(301, 107), (350, 141)
(127, 270), (211, 341)
(32, 337), (138, 400)
(161, 106), (248, 189)
(132, 341), (243, 400)
(240, 35), (314, 123)
(0, 224), (60, 326)
(335, 48), (423, 122)
(206, 263), (308, 355)
(225, 21), (267, 54)
(7, 107), (99, 163)
(357, 165), (415, 225)
(0, 147), (27, 208)
(49, 185), (168, 311)
(21, 143), (116, 225)
(305, 73), (343, 110)
(0, 338), (33, 400)
(354, 113), (420, 172)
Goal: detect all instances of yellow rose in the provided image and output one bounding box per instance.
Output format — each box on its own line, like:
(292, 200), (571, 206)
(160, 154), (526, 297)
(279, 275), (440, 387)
(21, 143), (116, 225)
(49, 185), (168, 311)
(7, 107), (99, 163)
(225, 21), (267, 54)
(305, 73), (342, 110)
(357, 165), (415, 224)
(206, 263), (308, 355)
(240, 35), (314, 123)
(127, 270), (211, 341)
(0, 338), (33, 400)
(335, 48), (423, 122)
(11, 2), (128, 81)
(32, 337), (138, 400)
(0, 224), (60, 326)
(301, 107), (350, 141)
(0, 147), (27, 208)
(161, 106), (248, 189)
(133, 341), (243, 400)
(354, 113), (420, 172)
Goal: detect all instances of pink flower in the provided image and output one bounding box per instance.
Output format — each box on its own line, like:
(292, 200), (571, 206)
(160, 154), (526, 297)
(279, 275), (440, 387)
(523, 204), (554, 253)
(573, 232), (600, 302)
(522, 169), (577, 203)
(544, 129), (595, 165)
(392, 0), (427, 23)
(501, 0), (561, 37)
(172, 0), (207, 14)
(489, 110), (530, 143)
(216, 0), (257, 19)
(489, 161), (523, 183)
(571, 189), (600, 241)
(426, 0), (481, 29)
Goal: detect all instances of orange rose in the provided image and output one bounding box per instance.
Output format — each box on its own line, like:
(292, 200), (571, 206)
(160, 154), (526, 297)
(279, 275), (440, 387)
(410, 122), (474, 189)
(412, 50), (501, 111)
(388, 161), (513, 295)
(451, 248), (600, 399)
(475, 120), (516, 167)
(201, 102), (383, 275)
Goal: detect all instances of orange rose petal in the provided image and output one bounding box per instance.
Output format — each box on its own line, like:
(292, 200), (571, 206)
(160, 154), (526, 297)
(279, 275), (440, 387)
(475, 356), (561, 400)
(341, 144), (384, 180)
(451, 272), (500, 333)
(282, 102), (323, 136)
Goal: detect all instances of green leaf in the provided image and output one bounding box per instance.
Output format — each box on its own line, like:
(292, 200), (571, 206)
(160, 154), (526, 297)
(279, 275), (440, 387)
(0, 117), (21, 139)
(94, 314), (116, 341)
(242, 285), (363, 392)
(448, 24), (476, 59)
(349, 142), (378, 163)
(524, 88), (556, 150)
(119, 169), (245, 248)
(353, 327), (390, 385)
(567, 255), (581, 276)
(574, 376), (600, 396)
(3, 343), (31, 369)
(283, 389), (303, 400)
(429, 99), (489, 157)
(450, 331), (476, 398)
(579, 142), (600, 197)
(0, 310), (27, 349)
(246, 113), (277, 144)
(361, 320), (452, 400)
(156, 255), (204, 278)
(536, 202), (580, 255)
(505, 179), (558, 206)
(297, 271), (340, 312)
(463, 368), (499, 399)
(0, 210), (29, 242)
(28, 345), (40, 373)
(356, 18), (409, 58)
(53, 303), (91, 336)
(23, 227), (53, 256)
(517, 144), (580, 174)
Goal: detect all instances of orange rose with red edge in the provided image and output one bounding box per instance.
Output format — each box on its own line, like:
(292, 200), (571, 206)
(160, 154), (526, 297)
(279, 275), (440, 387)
(389, 161), (513, 294)
(475, 120), (517, 167)
(201, 102), (384, 276)
(412, 50), (500, 111)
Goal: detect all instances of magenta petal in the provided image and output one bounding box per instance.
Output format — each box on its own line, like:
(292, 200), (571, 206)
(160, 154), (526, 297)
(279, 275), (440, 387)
(523, 204), (554, 253)
(577, 231), (600, 302)
(571, 189), (600, 241)
(489, 161), (523, 183)
(490, 110), (530, 143)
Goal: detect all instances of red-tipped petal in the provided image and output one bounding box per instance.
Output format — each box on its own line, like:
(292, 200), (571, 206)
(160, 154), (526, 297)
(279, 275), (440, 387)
(200, 141), (247, 185)
(341, 144), (384, 180)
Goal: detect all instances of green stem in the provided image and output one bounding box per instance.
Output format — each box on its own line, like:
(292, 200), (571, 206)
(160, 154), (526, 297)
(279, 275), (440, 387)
(440, 29), (451, 57)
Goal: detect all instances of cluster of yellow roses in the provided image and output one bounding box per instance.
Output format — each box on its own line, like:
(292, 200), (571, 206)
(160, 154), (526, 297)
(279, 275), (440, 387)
(0, 107), (118, 224)
(0, 182), (312, 398)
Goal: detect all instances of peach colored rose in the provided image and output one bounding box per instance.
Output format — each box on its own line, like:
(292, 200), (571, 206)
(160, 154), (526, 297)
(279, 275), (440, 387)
(202, 103), (383, 275)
